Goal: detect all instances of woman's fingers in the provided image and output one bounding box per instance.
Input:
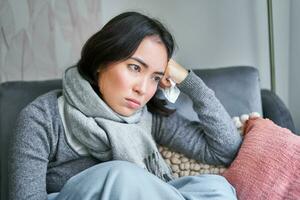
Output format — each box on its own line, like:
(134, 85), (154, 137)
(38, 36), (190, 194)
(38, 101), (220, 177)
(160, 59), (188, 89)
(164, 59), (188, 84)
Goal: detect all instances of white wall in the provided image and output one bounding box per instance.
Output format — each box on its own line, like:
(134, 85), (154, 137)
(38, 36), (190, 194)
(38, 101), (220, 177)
(290, 0), (300, 133)
(273, 0), (290, 109)
(0, 0), (101, 82)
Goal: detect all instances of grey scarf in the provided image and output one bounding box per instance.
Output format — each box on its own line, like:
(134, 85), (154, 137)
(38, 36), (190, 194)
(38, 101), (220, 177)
(61, 66), (173, 181)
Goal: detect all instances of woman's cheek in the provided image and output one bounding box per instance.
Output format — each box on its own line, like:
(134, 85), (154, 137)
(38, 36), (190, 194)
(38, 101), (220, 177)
(117, 71), (131, 90)
(147, 85), (158, 100)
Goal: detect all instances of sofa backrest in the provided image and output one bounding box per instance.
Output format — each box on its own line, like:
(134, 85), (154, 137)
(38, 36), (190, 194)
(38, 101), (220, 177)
(0, 66), (262, 200)
(162, 66), (263, 121)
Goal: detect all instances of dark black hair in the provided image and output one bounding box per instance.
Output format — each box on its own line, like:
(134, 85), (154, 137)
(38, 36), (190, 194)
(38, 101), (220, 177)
(77, 11), (175, 116)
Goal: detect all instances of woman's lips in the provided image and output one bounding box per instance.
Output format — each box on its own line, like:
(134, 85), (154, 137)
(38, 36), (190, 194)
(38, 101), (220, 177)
(125, 98), (141, 109)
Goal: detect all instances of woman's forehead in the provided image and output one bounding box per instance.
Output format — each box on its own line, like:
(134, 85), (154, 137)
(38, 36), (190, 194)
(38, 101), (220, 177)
(131, 37), (168, 71)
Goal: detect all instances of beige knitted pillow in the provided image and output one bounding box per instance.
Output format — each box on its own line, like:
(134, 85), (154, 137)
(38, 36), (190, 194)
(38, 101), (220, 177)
(158, 112), (260, 179)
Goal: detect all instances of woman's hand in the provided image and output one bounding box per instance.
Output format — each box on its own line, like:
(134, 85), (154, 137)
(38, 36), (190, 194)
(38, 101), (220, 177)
(160, 59), (188, 89)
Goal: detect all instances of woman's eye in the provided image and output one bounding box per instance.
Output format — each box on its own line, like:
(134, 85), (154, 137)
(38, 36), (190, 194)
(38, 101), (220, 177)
(128, 64), (141, 72)
(153, 76), (162, 82)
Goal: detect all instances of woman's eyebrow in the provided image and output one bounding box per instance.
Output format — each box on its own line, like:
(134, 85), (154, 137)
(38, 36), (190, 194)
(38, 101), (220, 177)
(130, 57), (164, 75)
(154, 71), (165, 76)
(130, 57), (149, 68)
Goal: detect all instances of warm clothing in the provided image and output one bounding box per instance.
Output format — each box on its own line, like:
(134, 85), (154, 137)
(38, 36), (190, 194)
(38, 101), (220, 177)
(8, 70), (242, 200)
(60, 66), (172, 181)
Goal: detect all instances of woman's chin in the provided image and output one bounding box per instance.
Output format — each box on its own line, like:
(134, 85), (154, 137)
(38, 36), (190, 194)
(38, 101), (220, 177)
(115, 107), (137, 117)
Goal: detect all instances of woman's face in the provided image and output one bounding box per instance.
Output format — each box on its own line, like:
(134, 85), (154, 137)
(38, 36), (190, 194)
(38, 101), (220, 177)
(97, 36), (168, 116)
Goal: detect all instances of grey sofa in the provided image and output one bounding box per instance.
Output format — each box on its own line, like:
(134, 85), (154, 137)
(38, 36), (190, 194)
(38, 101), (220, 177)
(0, 66), (295, 200)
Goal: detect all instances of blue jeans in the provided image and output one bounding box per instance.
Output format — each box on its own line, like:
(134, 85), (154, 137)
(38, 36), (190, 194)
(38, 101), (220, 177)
(48, 161), (237, 200)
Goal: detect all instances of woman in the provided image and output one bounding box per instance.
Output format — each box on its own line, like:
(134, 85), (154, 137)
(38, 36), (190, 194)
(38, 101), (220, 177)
(8, 12), (242, 200)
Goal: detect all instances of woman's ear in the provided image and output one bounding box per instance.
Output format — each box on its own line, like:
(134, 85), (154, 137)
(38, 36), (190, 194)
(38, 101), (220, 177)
(96, 66), (105, 81)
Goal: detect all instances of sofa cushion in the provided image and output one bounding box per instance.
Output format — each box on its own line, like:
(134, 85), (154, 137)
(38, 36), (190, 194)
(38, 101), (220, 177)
(222, 118), (300, 200)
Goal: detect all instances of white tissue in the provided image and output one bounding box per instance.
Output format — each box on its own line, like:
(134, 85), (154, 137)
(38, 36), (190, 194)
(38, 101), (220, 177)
(162, 79), (180, 103)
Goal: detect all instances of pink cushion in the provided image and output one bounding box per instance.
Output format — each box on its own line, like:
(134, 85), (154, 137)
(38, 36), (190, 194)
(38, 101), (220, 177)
(222, 118), (300, 200)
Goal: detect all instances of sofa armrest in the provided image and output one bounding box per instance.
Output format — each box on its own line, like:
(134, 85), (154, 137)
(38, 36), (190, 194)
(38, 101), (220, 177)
(261, 89), (296, 134)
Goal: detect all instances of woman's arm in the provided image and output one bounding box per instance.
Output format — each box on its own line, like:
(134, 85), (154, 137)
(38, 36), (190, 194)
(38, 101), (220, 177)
(8, 103), (51, 200)
(153, 60), (242, 166)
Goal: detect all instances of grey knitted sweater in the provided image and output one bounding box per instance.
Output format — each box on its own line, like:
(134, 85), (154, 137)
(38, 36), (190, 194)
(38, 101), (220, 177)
(8, 72), (242, 200)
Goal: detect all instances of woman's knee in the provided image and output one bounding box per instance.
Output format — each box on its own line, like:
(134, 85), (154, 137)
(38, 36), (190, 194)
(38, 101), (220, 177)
(105, 160), (141, 172)
(73, 161), (149, 184)
(84, 160), (139, 175)
(104, 161), (153, 182)
(57, 161), (184, 200)
(57, 161), (149, 199)
(63, 161), (139, 186)
(101, 160), (144, 177)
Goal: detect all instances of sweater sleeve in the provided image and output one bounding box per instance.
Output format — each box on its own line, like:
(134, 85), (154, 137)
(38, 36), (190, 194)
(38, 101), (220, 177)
(8, 102), (53, 200)
(152, 71), (242, 166)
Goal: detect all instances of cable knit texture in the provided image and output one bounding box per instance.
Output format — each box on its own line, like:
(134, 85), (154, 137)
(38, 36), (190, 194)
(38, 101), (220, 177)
(222, 118), (300, 200)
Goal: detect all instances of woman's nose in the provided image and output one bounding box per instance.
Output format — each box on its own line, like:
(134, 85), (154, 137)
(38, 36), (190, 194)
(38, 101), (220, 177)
(133, 78), (147, 95)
